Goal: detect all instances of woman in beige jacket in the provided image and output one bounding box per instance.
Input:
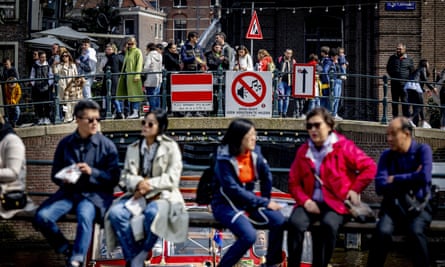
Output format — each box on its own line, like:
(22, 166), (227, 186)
(105, 109), (188, 267)
(0, 115), (34, 219)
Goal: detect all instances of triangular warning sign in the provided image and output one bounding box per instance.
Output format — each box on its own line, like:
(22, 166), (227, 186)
(245, 11), (263, 40)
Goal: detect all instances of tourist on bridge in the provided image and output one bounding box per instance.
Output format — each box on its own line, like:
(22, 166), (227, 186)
(33, 100), (120, 267)
(367, 116), (433, 267)
(117, 37), (145, 119)
(386, 43), (414, 118)
(287, 107), (376, 267)
(211, 118), (286, 267)
(106, 109), (188, 267)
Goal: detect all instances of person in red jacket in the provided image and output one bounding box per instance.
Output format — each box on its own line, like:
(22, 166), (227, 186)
(287, 107), (377, 267)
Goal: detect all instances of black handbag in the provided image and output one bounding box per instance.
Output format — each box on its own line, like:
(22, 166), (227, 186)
(1, 191), (27, 210)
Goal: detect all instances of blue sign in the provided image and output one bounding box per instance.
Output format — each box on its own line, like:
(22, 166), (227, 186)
(385, 2), (416, 11)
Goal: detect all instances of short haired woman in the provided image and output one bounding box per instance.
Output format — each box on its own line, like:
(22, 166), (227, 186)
(287, 107), (376, 267)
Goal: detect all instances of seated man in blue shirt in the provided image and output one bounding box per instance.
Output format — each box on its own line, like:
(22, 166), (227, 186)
(367, 116), (433, 267)
(33, 100), (121, 267)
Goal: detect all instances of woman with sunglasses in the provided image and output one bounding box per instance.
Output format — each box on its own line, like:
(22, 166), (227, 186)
(211, 118), (286, 267)
(54, 50), (80, 122)
(287, 107), (376, 267)
(106, 109), (188, 267)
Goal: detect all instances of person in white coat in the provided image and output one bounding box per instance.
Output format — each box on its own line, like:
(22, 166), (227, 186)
(143, 43), (163, 111)
(106, 109), (188, 267)
(0, 115), (34, 219)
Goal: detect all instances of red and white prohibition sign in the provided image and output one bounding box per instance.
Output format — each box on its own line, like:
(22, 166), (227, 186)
(231, 72), (267, 107)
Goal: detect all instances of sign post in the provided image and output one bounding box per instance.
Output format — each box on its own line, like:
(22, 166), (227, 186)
(292, 64), (316, 98)
(225, 71), (272, 118)
(170, 73), (213, 112)
(245, 10), (263, 40)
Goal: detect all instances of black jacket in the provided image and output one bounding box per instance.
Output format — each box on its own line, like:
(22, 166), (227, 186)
(386, 54), (414, 80)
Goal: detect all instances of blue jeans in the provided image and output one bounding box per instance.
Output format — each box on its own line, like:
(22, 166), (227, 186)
(113, 100), (123, 113)
(307, 97), (320, 113)
(7, 105), (20, 123)
(331, 79), (343, 116)
(212, 204), (285, 267)
(34, 196), (96, 263)
(108, 197), (159, 262)
(277, 81), (292, 115)
(320, 88), (331, 111)
(128, 101), (140, 112)
(83, 77), (93, 99)
(145, 86), (161, 110)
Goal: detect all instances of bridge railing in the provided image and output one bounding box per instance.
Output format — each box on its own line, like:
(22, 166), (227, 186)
(0, 69), (442, 125)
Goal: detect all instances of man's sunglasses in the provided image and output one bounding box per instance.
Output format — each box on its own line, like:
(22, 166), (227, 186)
(81, 117), (102, 123)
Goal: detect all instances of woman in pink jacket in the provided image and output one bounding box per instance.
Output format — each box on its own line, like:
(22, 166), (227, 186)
(287, 107), (376, 267)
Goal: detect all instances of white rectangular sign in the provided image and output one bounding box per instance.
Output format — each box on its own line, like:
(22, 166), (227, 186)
(225, 71), (273, 118)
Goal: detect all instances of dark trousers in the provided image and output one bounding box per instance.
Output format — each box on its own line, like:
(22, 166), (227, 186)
(407, 89), (424, 126)
(391, 81), (410, 117)
(366, 204), (432, 267)
(32, 87), (52, 119)
(287, 204), (344, 267)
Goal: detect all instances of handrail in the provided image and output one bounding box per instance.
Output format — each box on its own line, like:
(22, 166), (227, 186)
(2, 69), (443, 125)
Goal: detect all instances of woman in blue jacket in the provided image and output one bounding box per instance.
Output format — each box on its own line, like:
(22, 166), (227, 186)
(211, 118), (285, 267)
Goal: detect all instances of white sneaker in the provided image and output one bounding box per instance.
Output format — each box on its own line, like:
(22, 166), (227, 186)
(334, 115), (343, 120)
(127, 112), (139, 119)
(37, 118), (44, 125)
(422, 121), (432, 129)
(44, 118), (51, 125)
(409, 120), (416, 128)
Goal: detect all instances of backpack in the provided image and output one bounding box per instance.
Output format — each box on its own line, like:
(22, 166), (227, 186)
(195, 152), (216, 205)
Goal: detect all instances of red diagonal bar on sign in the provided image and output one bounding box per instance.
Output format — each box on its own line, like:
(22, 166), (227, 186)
(239, 78), (261, 102)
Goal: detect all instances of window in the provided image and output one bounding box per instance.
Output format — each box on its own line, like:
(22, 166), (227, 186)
(173, 16), (187, 45)
(173, 0), (187, 8)
(0, 0), (19, 22)
(304, 16), (343, 57)
(155, 24), (158, 39)
(124, 19), (135, 35)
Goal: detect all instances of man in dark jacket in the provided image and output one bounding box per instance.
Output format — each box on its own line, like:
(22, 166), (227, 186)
(33, 100), (120, 267)
(386, 43), (414, 118)
(367, 116), (433, 267)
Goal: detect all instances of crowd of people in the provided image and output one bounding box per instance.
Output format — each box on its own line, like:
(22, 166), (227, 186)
(0, 32), (353, 125)
(1, 33), (445, 129)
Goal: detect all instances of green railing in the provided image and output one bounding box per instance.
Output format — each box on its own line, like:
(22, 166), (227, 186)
(1, 69), (442, 125)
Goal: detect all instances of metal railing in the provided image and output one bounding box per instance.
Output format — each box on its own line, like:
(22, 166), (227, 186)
(1, 68), (443, 125)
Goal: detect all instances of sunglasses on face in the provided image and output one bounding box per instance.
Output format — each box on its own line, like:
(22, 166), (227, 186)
(62, 54), (69, 57)
(141, 120), (156, 127)
(306, 122), (322, 130)
(127, 43), (134, 46)
(81, 117), (101, 123)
